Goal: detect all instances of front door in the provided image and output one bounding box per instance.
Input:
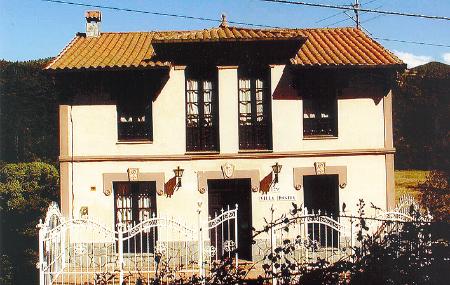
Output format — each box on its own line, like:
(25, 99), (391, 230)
(114, 181), (157, 252)
(208, 179), (252, 260)
(304, 175), (339, 246)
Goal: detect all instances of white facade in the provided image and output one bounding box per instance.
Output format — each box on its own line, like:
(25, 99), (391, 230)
(59, 64), (395, 237)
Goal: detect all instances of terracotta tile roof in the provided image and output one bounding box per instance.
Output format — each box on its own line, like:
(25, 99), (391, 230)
(291, 28), (402, 67)
(151, 26), (305, 43)
(45, 26), (403, 71)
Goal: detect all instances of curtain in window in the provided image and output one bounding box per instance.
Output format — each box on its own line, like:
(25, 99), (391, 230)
(255, 79), (264, 122)
(186, 80), (199, 127)
(239, 79), (252, 125)
(203, 80), (213, 126)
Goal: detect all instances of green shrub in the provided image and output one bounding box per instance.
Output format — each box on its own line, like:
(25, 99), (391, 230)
(0, 162), (59, 284)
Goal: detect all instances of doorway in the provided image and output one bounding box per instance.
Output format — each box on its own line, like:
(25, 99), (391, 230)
(207, 179), (252, 260)
(303, 175), (339, 246)
(113, 181), (157, 253)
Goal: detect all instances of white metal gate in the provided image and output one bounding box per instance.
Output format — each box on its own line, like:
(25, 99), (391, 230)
(38, 203), (238, 285)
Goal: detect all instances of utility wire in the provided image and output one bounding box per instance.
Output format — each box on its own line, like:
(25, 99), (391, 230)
(315, 0), (379, 24)
(374, 37), (450, 48)
(40, 0), (281, 28)
(327, 6), (382, 27)
(41, 0), (450, 48)
(259, 0), (450, 21)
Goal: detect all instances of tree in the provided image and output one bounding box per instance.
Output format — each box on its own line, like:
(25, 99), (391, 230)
(0, 162), (59, 285)
(0, 59), (59, 164)
(419, 170), (450, 223)
(394, 62), (450, 169)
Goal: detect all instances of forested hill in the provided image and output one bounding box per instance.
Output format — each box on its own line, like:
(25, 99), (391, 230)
(0, 60), (448, 170)
(0, 59), (59, 163)
(394, 62), (450, 170)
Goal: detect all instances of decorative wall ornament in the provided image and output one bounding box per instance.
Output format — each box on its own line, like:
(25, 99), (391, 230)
(103, 187), (112, 196)
(339, 183), (347, 189)
(221, 163), (235, 179)
(156, 188), (164, 196)
(199, 187), (206, 194)
(127, 168), (139, 181)
(252, 186), (259, 192)
(80, 206), (89, 219)
(294, 184), (302, 191)
(314, 162), (326, 175)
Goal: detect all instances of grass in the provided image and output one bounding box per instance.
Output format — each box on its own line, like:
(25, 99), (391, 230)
(395, 170), (429, 200)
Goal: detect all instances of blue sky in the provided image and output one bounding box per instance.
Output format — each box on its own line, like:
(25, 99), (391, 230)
(1, 0), (449, 68)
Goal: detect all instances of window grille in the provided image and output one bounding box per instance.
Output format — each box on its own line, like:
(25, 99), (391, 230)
(185, 68), (218, 151)
(238, 68), (272, 150)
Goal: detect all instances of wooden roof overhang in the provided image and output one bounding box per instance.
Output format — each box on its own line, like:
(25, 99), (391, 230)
(151, 36), (307, 66)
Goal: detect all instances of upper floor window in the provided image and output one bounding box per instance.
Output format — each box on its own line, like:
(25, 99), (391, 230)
(303, 85), (338, 137)
(185, 67), (219, 152)
(117, 79), (152, 141)
(238, 67), (272, 150)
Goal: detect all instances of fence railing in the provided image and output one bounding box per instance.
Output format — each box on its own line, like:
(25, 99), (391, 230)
(38, 203), (238, 285)
(38, 195), (425, 285)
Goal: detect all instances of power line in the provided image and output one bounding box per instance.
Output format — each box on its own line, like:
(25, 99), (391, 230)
(374, 37), (450, 48)
(41, 0), (450, 48)
(259, 0), (450, 21)
(315, 0), (380, 25)
(327, 5), (383, 27)
(40, 0), (281, 28)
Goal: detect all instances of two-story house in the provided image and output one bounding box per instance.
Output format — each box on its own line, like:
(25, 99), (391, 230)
(46, 11), (404, 260)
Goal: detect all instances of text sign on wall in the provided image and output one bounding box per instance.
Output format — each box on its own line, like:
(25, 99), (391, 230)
(259, 195), (296, 202)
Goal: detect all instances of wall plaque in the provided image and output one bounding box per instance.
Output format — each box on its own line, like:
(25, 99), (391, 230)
(128, 168), (139, 181)
(314, 162), (326, 175)
(221, 163), (235, 179)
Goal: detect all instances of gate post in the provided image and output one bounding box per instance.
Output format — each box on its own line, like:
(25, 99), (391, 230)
(197, 202), (204, 278)
(118, 223), (124, 284)
(234, 204), (239, 269)
(270, 205), (277, 285)
(38, 219), (45, 285)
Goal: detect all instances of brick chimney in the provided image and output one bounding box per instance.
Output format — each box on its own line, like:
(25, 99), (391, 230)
(85, 10), (101, 37)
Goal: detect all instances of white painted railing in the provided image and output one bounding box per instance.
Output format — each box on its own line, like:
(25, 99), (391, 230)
(38, 203), (238, 285)
(38, 195), (424, 285)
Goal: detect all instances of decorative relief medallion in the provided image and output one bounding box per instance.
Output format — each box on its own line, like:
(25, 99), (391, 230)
(252, 186), (259, 192)
(199, 187), (206, 194)
(127, 168), (139, 181)
(294, 184), (302, 191)
(156, 188), (164, 196)
(221, 163), (235, 179)
(103, 187), (112, 196)
(80, 206), (89, 219)
(314, 162), (326, 175)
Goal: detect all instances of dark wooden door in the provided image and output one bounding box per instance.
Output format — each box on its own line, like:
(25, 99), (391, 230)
(208, 179), (252, 260)
(114, 181), (157, 253)
(304, 175), (339, 247)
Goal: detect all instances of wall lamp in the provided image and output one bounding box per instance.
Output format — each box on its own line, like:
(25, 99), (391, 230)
(173, 166), (184, 187)
(271, 162), (282, 184)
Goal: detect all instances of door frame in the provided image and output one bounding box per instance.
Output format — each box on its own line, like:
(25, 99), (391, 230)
(293, 164), (347, 191)
(197, 168), (260, 194)
(206, 178), (253, 261)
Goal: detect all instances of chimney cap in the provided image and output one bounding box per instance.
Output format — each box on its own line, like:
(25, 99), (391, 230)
(219, 14), (228, 28)
(85, 10), (102, 22)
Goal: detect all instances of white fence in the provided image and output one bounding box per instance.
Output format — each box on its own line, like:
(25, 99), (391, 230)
(38, 203), (238, 285)
(38, 195), (424, 285)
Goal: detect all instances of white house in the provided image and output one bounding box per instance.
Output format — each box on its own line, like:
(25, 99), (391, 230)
(46, 11), (405, 261)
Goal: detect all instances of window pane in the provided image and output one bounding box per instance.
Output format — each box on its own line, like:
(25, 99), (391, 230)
(303, 89), (337, 136)
(185, 69), (218, 152)
(238, 70), (271, 150)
